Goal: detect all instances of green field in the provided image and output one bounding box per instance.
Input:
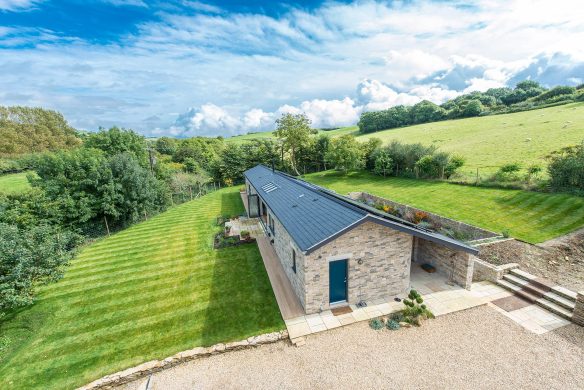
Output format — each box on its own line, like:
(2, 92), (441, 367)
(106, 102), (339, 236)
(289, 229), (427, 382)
(0, 172), (32, 194)
(357, 102), (584, 178)
(226, 126), (359, 144)
(0, 188), (283, 389)
(305, 170), (584, 243)
(227, 103), (584, 178)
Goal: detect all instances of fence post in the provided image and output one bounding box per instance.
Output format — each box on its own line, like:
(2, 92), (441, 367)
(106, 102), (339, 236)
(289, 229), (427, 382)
(476, 168), (479, 185)
(104, 215), (110, 236)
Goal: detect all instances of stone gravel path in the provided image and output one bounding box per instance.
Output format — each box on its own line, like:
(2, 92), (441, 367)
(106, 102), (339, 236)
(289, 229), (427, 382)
(121, 305), (583, 390)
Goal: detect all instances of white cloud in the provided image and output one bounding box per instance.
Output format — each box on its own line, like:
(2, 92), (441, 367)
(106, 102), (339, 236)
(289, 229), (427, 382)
(0, 0), (42, 11)
(278, 97), (361, 129)
(1, 0), (584, 136)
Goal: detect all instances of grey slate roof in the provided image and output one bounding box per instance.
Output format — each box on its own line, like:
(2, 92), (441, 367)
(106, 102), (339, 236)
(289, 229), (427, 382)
(244, 165), (478, 255)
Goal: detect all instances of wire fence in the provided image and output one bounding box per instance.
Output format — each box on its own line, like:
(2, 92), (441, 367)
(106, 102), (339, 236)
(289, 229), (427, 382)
(82, 180), (227, 240)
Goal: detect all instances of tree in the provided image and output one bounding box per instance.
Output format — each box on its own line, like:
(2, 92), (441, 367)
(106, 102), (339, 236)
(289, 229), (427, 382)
(410, 100), (446, 124)
(547, 141), (584, 193)
(325, 135), (364, 172)
(105, 153), (170, 223)
(313, 134), (331, 171)
(363, 137), (382, 170)
(0, 106), (81, 158)
(155, 137), (177, 155)
(461, 99), (484, 117)
(274, 113), (315, 175)
(373, 150), (393, 177)
(85, 127), (148, 166)
(0, 223), (79, 316)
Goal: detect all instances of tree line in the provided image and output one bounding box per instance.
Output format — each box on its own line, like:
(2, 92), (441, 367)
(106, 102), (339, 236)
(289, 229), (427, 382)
(358, 80), (584, 133)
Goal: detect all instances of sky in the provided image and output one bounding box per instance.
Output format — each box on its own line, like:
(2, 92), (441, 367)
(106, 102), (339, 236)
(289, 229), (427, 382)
(0, 0), (583, 137)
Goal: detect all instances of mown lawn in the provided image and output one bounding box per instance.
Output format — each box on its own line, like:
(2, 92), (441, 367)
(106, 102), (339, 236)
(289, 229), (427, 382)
(0, 172), (32, 194)
(356, 102), (584, 178)
(305, 171), (584, 243)
(0, 187), (283, 389)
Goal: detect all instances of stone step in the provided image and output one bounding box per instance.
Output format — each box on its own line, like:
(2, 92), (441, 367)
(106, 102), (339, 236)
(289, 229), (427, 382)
(509, 268), (537, 282)
(543, 291), (576, 311)
(502, 274), (574, 310)
(551, 286), (578, 302)
(536, 298), (573, 320)
(496, 280), (573, 319)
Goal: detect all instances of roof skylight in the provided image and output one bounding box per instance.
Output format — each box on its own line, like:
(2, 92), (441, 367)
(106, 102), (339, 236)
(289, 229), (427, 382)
(261, 182), (279, 193)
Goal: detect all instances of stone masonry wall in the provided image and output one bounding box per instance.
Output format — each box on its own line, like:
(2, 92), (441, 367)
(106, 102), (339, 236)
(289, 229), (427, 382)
(303, 221), (412, 314)
(269, 212), (306, 310)
(573, 292), (584, 326)
(414, 237), (474, 289)
(472, 256), (518, 283)
(349, 191), (498, 241)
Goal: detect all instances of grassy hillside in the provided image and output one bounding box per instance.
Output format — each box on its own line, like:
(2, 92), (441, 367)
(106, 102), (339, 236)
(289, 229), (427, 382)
(226, 126), (359, 144)
(0, 188), (283, 389)
(0, 172), (32, 194)
(226, 103), (584, 179)
(305, 170), (584, 243)
(357, 102), (584, 178)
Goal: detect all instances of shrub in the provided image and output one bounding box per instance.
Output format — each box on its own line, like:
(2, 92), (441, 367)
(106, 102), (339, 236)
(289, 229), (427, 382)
(240, 230), (250, 239)
(502, 229), (510, 238)
(386, 319), (400, 330)
(547, 141), (584, 194)
(369, 318), (384, 330)
(390, 312), (404, 322)
(401, 290), (434, 326)
(413, 211), (429, 224)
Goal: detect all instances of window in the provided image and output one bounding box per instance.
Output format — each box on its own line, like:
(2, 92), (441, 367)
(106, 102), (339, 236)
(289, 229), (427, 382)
(269, 214), (275, 235)
(292, 249), (296, 274)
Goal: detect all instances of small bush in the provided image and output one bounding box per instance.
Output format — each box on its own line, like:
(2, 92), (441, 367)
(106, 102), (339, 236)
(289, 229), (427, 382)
(369, 318), (384, 330)
(502, 229), (510, 238)
(413, 211), (429, 224)
(386, 319), (400, 330)
(401, 290), (434, 326)
(390, 311), (404, 322)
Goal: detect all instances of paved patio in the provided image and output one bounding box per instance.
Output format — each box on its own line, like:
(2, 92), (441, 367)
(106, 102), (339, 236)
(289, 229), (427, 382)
(285, 265), (515, 341)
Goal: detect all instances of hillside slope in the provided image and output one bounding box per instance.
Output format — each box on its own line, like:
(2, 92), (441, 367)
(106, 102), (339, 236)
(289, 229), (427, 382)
(357, 102), (584, 178)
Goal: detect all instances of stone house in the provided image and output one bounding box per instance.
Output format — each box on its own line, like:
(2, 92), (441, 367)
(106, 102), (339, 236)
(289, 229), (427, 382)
(244, 165), (478, 315)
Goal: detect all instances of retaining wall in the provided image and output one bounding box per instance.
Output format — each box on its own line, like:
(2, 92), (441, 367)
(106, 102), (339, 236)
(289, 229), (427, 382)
(78, 330), (288, 390)
(349, 192), (499, 241)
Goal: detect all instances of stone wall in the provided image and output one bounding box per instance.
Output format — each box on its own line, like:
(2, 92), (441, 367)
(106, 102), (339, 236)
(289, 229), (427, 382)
(270, 211), (306, 310)
(349, 191), (498, 241)
(472, 256), (519, 282)
(414, 237), (474, 289)
(304, 221), (412, 314)
(79, 330), (288, 390)
(573, 292), (584, 327)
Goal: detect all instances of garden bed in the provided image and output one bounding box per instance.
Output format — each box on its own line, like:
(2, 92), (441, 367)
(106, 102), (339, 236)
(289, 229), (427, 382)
(349, 191), (499, 242)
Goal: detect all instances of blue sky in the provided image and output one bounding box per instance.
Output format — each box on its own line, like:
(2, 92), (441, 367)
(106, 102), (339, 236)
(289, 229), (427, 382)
(0, 0), (583, 137)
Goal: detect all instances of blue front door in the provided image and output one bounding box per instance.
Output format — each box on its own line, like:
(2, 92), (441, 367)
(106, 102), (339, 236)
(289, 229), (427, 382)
(329, 259), (348, 304)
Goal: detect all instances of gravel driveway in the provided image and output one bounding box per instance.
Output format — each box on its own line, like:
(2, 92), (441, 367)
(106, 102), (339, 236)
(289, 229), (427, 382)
(121, 306), (583, 390)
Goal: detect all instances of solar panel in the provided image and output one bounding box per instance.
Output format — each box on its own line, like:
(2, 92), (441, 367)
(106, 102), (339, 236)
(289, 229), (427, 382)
(261, 182), (279, 193)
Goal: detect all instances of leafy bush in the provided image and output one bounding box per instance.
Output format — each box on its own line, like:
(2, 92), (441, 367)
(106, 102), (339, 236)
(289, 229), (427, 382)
(390, 311), (404, 322)
(402, 290), (434, 326)
(386, 319), (400, 330)
(502, 229), (510, 238)
(547, 141), (584, 194)
(412, 211), (429, 224)
(369, 318), (385, 330)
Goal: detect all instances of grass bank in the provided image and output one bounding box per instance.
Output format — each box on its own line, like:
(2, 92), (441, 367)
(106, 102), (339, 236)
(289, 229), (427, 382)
(0, 172), (32, 194)
(0, 187), (283, 389)
(304, 170), (584, 243)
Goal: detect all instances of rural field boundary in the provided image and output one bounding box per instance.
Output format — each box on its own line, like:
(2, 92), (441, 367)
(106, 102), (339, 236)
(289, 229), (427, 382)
(78, 330), (289, 390)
